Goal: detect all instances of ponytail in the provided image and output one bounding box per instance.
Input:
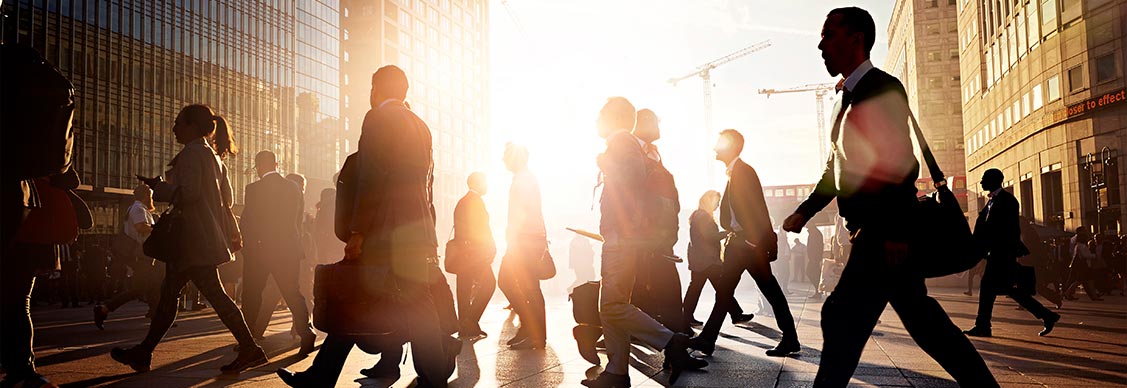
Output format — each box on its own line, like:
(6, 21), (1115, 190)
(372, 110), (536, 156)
(213, 115), (238, 159)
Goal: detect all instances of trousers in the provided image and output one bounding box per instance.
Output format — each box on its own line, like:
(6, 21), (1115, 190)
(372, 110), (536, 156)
(140, 265), (257, 352)
(599, 242), (674, 375)
(682, 264), (744, 322)
(241, 257), (315, 338)
(813, 237), (998, 387)
(976, 259), (1054, 327)
(699, 239), (796, 344)
(456, 263), (496, 336)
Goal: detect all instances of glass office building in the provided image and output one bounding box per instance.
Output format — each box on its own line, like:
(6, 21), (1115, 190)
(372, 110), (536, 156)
(340, 0), (490, 232)
(2, 0), (342, 233)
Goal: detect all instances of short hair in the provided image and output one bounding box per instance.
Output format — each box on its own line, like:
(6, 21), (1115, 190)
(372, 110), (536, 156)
(503, 142), (529, 168)
(286, 173), (306, 190)
(634, 109), (660, 143)
(718, 129), (745, 155)
(133, 183), (152, 201)
(255, 150), (277, 167)
(372, 65), (409, 100)
(982, 168), (1004, 183)
(828, 7), (876, 56)
(467, 171), (486, 188)
(600, 97), (637, 131)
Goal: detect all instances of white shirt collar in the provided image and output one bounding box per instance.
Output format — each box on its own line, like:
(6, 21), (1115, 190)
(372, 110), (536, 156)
(468, 189), (481, 196)
(726, 158), (741, 176)
(378, 98), (402, 109)
(263, 171), (281, 179)
(843, 59), (874, 92)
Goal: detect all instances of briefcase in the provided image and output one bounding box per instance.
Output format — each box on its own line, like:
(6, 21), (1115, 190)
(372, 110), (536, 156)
(313, 260), (406, 336)
(570, 281), (601, 326)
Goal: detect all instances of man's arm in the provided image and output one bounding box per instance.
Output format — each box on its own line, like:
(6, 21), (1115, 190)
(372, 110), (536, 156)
(350, 109), (393, 235)
(738, 165), (778, 250)
(787, 156), (838, 232)
(240, 183), (258, 244)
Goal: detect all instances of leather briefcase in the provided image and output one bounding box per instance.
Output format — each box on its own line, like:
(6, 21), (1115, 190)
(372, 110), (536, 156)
(313, 260), (406, 336)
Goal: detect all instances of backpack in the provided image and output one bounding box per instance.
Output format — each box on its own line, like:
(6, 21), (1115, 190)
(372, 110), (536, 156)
(637, 143), (680, 251)
(1, 44), (76, 181)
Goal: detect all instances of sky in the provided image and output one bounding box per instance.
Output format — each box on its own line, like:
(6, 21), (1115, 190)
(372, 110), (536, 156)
(485, 0), (897, 241)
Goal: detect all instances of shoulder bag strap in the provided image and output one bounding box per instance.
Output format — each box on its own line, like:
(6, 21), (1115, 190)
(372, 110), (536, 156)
(907, 110), (947, 188)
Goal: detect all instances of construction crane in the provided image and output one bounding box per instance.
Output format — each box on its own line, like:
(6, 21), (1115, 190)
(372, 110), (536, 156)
(668, 40), (772, 136)
(758, 82), (837, 166)
(668, 40), (771, 186)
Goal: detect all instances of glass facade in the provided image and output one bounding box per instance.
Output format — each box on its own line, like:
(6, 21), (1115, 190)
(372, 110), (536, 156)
(340, 0), (489, 231)
(2, 0), (341, 233)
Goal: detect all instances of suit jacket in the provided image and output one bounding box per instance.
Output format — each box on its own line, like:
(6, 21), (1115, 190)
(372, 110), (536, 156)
(241, 172), (305, 263)
(598, 131), (646, 243)
(453, 190), (497, 264)
(974, 189), (1027, 261)
(350, 100), (438, 274)
(153, 138), (234, 267)
(794, 68), (920, 241)
(688, 209), (723, 271)
(720, 159), (776, 250)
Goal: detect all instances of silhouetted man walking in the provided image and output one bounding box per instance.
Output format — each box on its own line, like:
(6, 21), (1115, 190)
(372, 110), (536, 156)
(690, 129), (798, 358)
(452, 172), (497, 340)
(240, 151), (316, 356)
(783, 7), (997, 387)
(964, 169), (1060, 337)
(582, 97), (705, 388)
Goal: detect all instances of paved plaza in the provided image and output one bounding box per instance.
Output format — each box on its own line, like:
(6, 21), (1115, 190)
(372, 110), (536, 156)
(15, 280), (1127, 387)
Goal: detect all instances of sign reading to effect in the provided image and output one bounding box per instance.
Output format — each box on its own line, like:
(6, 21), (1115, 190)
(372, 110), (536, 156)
(1054, 89), (1127, 122)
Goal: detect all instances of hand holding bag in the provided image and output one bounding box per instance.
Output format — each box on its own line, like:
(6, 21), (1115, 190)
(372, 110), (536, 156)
(143, 191), (185, 263)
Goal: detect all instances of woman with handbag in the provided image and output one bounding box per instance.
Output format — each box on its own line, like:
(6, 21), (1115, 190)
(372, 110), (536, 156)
(110, 104), (267, 374)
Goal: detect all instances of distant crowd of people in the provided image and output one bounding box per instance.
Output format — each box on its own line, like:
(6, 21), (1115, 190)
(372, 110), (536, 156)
(5, 6), (1125, 388)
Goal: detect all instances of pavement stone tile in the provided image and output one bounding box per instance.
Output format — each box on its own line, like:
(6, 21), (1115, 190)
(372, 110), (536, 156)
(7, 285), (1123, 387)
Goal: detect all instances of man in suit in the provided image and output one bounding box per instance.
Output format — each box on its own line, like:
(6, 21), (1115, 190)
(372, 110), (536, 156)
(277, 65), (457, 387)
(582, 97), (706, 388)
(240, 150), (316, 355)
(782, 7), (997, 387)
(690, 129), (799, 357)
(452, 172), (497, 340)
(964, 169), (1060, 337)
(629, 108), (690, 334)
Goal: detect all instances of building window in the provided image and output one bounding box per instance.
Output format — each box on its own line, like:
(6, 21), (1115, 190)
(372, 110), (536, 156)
(1020, 179), (1034, 219)
(927, 0), (938, 8)
(1047, 75), (1060, 101)
(925, 24), (939, 35)
(1022, 92), (1031, 118)
(1040, 0), (1057, 37)
(1067, 65), (1085, 93)
(1026, 3), (1040, 50)
(1095, 53), (1119, 84)
(927, 51), (942, 62)
(1032, 84), (1044, 109)
(949, 48), (959, 59)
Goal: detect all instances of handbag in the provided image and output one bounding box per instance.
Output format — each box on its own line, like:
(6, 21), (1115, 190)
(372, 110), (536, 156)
(906, 111), (980, 278)
(443, 225), (469, 275)
(313, 259), (406, 336)
(533, 243), (556, 280)
(569, 281), (601, 326)
(15, 178), (79, 245)
(144, 191), (185, 263)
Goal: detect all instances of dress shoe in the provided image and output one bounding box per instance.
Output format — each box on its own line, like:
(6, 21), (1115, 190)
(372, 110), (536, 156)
(508, 337), (545, 350)
(581, 371), (630, 388)
(963, 326), (992, 337)
(93, 305), (108, 330)
(110, 346), (152, 372)
(687, 317), (704, 327)
(276, 368), (317, 388)
(1040, 313), (1061, 336)
(360, 363), (401, 380)
(731, 313), (755, 325)
(663, 334), (708, 383)
(573, 325), (602, 365)
(765, 339), (800, 357)
(299, 333), (317, 356)
(506, 330), (529, 346)
(220, 346), (268, 373)
(686, 336), (715, 356)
